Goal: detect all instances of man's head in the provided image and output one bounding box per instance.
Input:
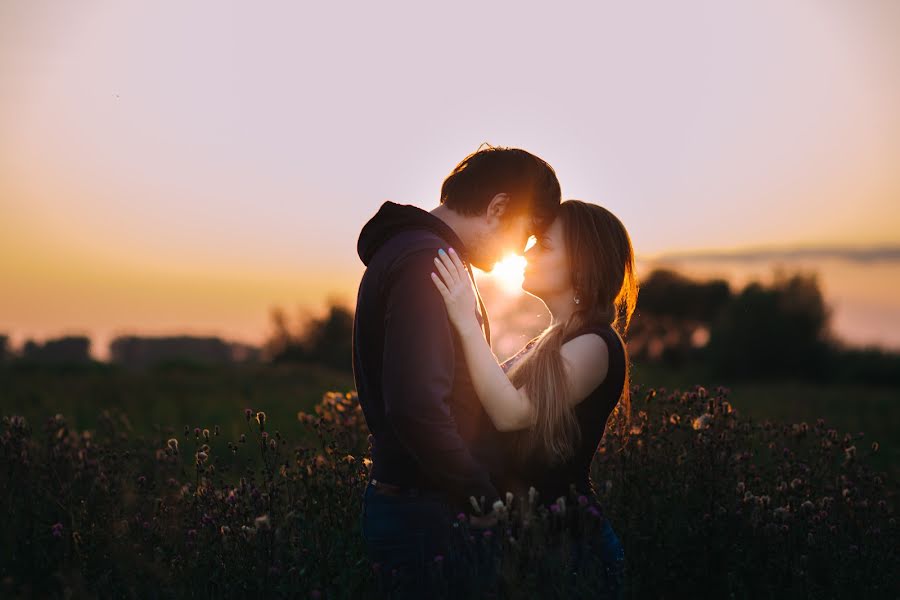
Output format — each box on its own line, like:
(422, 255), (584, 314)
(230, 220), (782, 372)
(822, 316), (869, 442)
(437, 145), (561, 271)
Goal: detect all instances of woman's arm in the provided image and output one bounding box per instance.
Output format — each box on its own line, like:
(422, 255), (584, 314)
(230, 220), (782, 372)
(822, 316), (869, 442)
(430, 248), (610, 432)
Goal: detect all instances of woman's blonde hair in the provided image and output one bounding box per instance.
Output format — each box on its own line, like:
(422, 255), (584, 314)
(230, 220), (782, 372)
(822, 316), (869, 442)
(505, 200), (638, 466)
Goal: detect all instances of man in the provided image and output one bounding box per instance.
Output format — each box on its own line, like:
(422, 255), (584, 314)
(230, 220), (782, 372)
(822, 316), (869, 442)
(352, 145), (561, 595)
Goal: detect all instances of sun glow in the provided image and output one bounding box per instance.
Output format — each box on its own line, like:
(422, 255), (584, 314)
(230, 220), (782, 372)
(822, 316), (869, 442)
(487, 254), (528, 294)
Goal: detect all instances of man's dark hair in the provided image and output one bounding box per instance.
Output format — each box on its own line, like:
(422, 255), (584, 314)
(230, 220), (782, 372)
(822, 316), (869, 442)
(439, 144), (561, 234)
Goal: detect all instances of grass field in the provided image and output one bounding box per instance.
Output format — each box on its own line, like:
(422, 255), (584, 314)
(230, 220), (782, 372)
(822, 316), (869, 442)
(630, 362), (900, 483)
(3, 359), (896, 488)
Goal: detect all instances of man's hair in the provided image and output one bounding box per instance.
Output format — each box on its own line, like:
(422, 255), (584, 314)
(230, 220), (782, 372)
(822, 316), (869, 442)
(439, 144), (561, 234)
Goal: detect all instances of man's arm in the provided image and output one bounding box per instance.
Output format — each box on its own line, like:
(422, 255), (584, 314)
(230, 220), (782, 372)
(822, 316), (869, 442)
(381, 248), (500, 509)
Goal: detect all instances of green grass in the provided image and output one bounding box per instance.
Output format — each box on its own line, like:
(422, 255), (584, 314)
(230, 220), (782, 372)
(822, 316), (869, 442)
(0, 362), (355, 442)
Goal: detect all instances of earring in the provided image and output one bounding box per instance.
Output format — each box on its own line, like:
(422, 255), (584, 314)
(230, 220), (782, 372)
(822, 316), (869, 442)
(574, 294), (581, 305)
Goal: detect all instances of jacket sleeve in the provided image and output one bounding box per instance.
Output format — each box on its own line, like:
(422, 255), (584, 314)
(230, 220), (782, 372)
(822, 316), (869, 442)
(381, 248), (500, 508)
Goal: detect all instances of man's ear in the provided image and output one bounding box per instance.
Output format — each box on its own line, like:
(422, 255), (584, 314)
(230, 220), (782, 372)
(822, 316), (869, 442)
(485, 193), (510, 223)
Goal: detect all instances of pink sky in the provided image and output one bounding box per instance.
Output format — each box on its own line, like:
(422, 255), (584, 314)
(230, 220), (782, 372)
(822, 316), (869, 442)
(2, 0), (898, 358)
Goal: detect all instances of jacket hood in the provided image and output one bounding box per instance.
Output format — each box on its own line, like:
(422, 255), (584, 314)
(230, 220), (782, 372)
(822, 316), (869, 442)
(356, 201), (466, 266)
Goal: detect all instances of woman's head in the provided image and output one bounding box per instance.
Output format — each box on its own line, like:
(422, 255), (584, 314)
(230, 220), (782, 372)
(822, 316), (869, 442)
(507, 200), (639, 466)
(522, 199), (638, 332)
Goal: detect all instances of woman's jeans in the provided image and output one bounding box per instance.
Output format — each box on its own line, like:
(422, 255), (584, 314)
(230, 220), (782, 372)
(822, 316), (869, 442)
(570, 515), (626, 599)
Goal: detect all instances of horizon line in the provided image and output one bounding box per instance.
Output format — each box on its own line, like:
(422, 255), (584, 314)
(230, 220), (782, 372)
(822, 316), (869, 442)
(637, 243), (900, 264)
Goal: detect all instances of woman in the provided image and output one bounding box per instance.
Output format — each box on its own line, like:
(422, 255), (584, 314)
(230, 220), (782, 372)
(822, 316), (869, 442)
(430, 199), (638, 598)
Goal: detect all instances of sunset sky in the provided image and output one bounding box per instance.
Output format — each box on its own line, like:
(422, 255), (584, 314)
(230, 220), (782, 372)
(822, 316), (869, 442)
(2, 0), (899, 358)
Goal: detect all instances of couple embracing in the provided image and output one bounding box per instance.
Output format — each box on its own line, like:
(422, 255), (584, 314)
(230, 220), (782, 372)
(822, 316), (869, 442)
(352, 145), (638, 598)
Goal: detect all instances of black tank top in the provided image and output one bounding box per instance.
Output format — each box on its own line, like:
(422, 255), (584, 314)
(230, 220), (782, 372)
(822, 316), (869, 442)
(495, 323), (627, 507)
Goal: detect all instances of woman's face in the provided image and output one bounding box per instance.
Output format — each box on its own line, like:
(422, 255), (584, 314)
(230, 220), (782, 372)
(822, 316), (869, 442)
(521, 216), (572, 300)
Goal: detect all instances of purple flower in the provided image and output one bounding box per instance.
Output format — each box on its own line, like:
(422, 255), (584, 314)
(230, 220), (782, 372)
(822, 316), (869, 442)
(588, 507), (602, 519)
(433, 554), (444, 563)
(577, 495), (589, 507)
(51, 522), (63, 538)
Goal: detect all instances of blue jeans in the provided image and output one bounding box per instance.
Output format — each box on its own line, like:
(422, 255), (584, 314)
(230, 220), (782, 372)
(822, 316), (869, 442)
(360, 479), (456, 598)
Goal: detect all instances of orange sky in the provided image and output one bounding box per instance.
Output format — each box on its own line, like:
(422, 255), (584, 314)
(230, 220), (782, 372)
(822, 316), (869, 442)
(2, 0), (899, 358)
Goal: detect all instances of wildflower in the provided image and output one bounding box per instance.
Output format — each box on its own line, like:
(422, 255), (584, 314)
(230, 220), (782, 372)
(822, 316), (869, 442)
(51, 522), (63, 538)
(527, 486), (538, 506)
(469, 496), (482, 514)
(871, 441), (879, 452)
(790, 478), (802, 490)
(137, 475), (147, 486)
(736, 482), (746, 495)
(193, 427), (201, 439)
(691, 414), (712, 430)
(244, 408), (254, 420)
(492, 499), (506, 515)
(239, 434), (246, 444)
(254, 514), (271, 530)
(434, 555), (444, 564)
(801, 500), (814, 512)
(167, 438), (179, 454)
(456, 512), (467, 522)
(196, 451), (209, 464)
(256, 411), (266, 427)
(577, 495), (589, 507)
(669, 413), (681, 425)
(506, 491), (514, 507)
(269, 439), (277, 451)
(482, 530), (493, 539)
(587, 506), (602, 519)
(202, 428), (210, 441)
(843, 445), (856, 460)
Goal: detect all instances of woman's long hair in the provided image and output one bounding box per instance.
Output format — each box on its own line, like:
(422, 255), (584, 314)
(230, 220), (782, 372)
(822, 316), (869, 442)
(505, 200), (638, 466)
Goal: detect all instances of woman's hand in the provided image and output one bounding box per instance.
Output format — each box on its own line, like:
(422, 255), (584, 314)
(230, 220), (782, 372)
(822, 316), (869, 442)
(430, 248), (481, 336)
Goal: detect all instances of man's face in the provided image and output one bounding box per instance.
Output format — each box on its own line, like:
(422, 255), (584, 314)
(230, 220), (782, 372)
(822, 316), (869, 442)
(468, 212), (533, 271)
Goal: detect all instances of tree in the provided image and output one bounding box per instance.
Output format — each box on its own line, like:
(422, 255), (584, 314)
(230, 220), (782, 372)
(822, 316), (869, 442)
(704, 268), (833, 380)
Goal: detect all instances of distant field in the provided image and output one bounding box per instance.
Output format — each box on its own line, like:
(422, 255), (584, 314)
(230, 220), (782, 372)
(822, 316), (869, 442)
(0, 362), (356, 442)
